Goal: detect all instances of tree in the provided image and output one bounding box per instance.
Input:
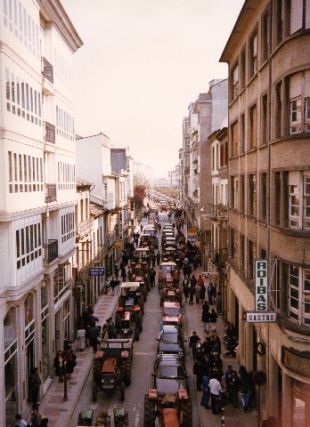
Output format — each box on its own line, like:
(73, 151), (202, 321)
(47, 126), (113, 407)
(133, 184), (146, 208)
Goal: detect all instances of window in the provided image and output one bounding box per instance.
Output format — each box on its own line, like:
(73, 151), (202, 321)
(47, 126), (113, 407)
(231, 121), (238, 157)
(290, 0), (303, 34)
(275, 0), (284, 45)
(56, 105), (74, 141)
(240, 113), (245, 153)
(16, 222), (42, 269)
(289, 71), (310, 134)
(240, 175), (245, 213)
(248, 174), (257, 216)
(289, 265), (310, 324)
(275, 81), (283, 138)
(249, 32), (258, 78)
(261, 8), (270, 62)
(249, 104), (258, 149)
(240, 234), (245, 271)
(261, 94), (268, 145)
(61, 212), (75, 243)
(232, 64), (239, 99)
(288, 171), (310, 229)
(229, 228), (238, 263)
(260, 172), (267, 221)
(7, 151), (43, 194)
(248, 239), (254, 279)
(220, 141), (228, 167)
(240, 49), (246, 89)
(57, 162), (75, 190)
(230, 176), (239, 210)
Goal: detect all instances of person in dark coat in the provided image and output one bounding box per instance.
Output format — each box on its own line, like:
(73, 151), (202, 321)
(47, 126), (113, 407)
(156, 251), (161, 265)
(53, 352), (64, 382)
(29, 367), (41, 406)
(88, 321), (100, 352)
(202, 303), (210, 332)
(193, 358), (205, 391)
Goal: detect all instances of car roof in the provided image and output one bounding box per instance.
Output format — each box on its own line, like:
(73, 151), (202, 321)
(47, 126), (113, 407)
(156, 354), (183, 366)
(163, 301), (180, 308)
(161, 262), (177, 266)
(121, 282), (140, 289)
(162, 324), (179, 333)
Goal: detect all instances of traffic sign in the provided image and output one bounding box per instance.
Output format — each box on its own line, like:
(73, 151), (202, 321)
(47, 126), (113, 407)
(88, 267), (105, 277)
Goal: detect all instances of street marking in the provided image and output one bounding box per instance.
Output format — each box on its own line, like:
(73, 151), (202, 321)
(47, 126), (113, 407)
(134, 351), (155, 356)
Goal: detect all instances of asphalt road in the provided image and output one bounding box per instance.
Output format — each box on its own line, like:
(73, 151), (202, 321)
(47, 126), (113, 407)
(70, 211), (201, 427)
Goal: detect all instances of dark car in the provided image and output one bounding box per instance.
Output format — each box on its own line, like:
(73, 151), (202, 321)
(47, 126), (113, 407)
(157, 324), (184, 356)
(153, 354), (188, 394)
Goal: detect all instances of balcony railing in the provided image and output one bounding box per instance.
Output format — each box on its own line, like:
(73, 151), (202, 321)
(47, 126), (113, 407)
(45, 184), (57, 203)
(46, 239), (58, 263)
(42, 57), (54, 83)
(44, 121), (55, 144)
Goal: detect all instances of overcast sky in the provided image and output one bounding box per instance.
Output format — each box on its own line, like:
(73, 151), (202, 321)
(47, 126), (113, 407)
(62, 0), (244, 178)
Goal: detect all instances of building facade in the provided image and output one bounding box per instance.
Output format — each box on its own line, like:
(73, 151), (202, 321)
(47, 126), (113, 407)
(220, 1), (310, 425)
(0, 0), (82, 424)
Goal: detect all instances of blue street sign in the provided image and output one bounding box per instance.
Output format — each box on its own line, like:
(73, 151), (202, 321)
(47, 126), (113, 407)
(89, 267), (105, 277)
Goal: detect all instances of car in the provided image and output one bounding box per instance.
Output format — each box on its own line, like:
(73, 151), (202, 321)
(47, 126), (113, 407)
(157, 324), (184, 356)
(162, 301), (182, 319)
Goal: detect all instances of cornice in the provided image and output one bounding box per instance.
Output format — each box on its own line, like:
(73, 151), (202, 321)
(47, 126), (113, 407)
(38, 0), (83, 52)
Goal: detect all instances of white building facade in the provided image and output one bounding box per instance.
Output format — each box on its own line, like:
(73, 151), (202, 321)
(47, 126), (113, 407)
(0, 0), (82, 424)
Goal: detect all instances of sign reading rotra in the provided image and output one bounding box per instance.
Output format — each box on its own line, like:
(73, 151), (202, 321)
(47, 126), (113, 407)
(282, 347), (310, 378)
(255, 260), (268, 311)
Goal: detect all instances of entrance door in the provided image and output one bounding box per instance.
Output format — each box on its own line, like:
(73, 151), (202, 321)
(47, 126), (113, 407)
(26, 340), (35, 400)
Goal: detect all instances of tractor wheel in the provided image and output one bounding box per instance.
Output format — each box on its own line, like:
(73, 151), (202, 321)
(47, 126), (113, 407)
(144, 395), (156, 427)
(181, 399), (192, 427)
(120, 382), (125, 401)
(92, 383), (98, 401)
(124, 358), (132, 385)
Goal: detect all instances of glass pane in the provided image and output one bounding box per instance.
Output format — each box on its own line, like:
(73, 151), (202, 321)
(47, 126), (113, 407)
(4, 308), (17, 349)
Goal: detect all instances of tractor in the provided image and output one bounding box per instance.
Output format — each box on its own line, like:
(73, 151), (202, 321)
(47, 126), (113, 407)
(92, 339), (133, 402)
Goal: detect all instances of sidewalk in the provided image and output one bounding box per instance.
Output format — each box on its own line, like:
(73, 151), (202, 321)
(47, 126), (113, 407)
(39, 290), (120, 427)
(183, 269), (257, 427)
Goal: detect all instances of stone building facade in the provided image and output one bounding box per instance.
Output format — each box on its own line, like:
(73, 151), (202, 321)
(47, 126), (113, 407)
(220, 0), (310, 425)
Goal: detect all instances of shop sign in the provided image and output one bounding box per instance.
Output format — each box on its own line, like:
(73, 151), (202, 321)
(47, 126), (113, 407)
(255, 260), (268, 311)
(88, 267), (105, 277)
(246, 311), (277, 323)
(113, 241), (122, 250)
(282, 346), (310, 378)
(188, 227), (198, 235)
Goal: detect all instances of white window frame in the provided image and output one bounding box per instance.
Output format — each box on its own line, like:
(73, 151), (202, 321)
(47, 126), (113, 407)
(289, 171), (310, 230)
(289, 266), (310, 324)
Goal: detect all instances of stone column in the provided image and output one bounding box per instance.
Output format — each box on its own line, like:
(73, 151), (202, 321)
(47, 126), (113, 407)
(282, 371), (293, 427)
(238, 305), (245, 365)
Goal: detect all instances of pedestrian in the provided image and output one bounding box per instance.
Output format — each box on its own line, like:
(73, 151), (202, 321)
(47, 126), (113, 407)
(88, 321), (100, 352)
(201, 373), (211, 409)
(149, 268), (156, 287)
(228, 370), (240, 407)
(64, 347), (76, 378)
(183, 280), (189, 303)
(189, 285), (195, 304)
(209, 374), (222, 415)
(53, 351), (64, 382)
(114, 264), (119, 278)
(14, 414), (28, 427)
(201, 302), (210, 332)
(189, 331), (200, 357)
(107, 318), (116, 339)
(40, 418), (49, 427)
(156, 251), (161, 265)
(29, 367), (41, 406)
(248, 371), (256, 410)
(29, 404), (42, 427)
(193, 357), (204, 391)
(211, 332), (221, 355)
(238, 365), (251, 412)
(199, 284), (206, 301)
(207, 283), (213, 305)
(110, 276), (117, 296)
(216, 292), (222, 315)
(210, 309), (218, 329)
(197, 274), (204, 287)
(194, 284), (200, 304)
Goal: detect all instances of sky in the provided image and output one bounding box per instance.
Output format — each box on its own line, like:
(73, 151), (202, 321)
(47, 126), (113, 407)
(62, 0), (244, 178)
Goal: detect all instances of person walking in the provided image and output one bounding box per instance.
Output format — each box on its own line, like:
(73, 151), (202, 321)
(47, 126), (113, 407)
(238, 365), (251, 412)
(201, 372), (211, 409)
(189, 284), (195, 304)
(209, 374), (222, 415)
(199, 283), (206, 302)
(53, 351), (64, 382)
(193, 357), (204, 391)
(183, 279), (189, 303)
(195, 284), (201, 304)
(29, 404), (42, 427)
(202, 302), (210, 332)
(156, 251), (161, 265)
(216, 292), (222, 315)
(209, 309), (218, 330)
(229, 370), (240, 407)
(88, 321), (100, 352)
(29, 367), (41, 406)
(149, 268), (156, 288)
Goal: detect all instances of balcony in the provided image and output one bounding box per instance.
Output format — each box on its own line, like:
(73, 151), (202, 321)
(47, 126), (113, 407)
(45, 184), (57, 203)
(44, 121), (55, 144)
(46, 239), (58, 263)
(42, 57), (54, 83)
